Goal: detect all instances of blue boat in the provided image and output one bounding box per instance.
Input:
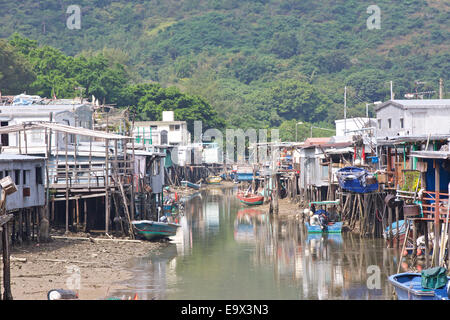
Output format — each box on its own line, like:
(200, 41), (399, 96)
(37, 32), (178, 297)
(305, 221), (343, 233)
(131, 220), (181, 240)
(336, 166), (378, 193)
(181, 180), (201, 190)
(388, 273), (450, 300)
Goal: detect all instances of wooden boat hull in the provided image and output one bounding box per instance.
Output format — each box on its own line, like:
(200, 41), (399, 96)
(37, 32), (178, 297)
(388, 273), (450, 300)
(206, 176), (222, 184)
(131, 220), (180, 240)
(237, 193), (264, 206)
(181, 180), (201, 190)
(305, 221), (343, 233)
(384, 220), (412, 248)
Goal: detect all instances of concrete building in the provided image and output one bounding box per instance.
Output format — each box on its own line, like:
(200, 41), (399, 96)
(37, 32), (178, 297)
(375, 99), (450, 138)
(0, 100), (94, 149)
(133, 111), (190, 147)
(335, 118), (376, 137)
(0, 154), (45, 211)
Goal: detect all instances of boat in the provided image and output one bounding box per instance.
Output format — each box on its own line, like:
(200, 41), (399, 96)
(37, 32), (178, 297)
(305, 221), (343, 233)
(206, 176), (222, 184)
(131, 220), (181, 240)
(236, 192), (264, 206)
(304, 200), (343, 233)
(181, 180), (201, 190)
(388, 272), (450, 300)
(383, 220), (413, 248)
(336, 166), (378, 193)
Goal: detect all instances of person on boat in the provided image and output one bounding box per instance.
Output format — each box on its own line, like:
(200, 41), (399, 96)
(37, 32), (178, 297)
(309, 211), (320, 226)
(316, 209), (329, 231)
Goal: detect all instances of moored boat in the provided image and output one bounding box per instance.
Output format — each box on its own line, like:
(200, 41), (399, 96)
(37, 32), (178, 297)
(206, 176), (222, 184)
(131, 220), (181, 240)
(336, 166), (378, 193)
(388, 272), (450, 300)
(304, 200), (342, 233)
(305, 221), (343, 233)
(383, 219), (412, 248)
(236, 192), (264, 206)
(181, 180), (201, 190)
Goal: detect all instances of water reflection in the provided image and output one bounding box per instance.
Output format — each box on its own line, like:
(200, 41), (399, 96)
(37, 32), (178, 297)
(110, 187), (400, 300)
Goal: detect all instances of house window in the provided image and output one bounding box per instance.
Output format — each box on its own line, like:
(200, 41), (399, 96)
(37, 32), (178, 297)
(169, 124), (180, 131)
(23, 170), (28, 185)
(388, 119), (392, 129)
(160, 130), (168, 145)
(36, 167), (43, 185)
(378, 119), (382, 129)
(400, 118), (404, 129)
(1, 121), (9, 146)
(15, 170), (20, 185)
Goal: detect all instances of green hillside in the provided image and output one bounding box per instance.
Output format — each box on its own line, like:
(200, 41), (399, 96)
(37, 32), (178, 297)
(1, 0), (449, 140)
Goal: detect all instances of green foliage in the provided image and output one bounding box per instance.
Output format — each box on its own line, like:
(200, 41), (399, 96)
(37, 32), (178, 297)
(0, 0), (448, 140)
(0, 39), (36, 94)
(8, 34), (128, 101)
(120, 83), (225, 132)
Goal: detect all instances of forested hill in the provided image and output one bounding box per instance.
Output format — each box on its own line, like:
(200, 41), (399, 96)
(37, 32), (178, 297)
(0, 0), (449, 139)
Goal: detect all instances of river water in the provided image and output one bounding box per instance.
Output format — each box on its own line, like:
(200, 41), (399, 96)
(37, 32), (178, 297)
(111, 187), (402, 300)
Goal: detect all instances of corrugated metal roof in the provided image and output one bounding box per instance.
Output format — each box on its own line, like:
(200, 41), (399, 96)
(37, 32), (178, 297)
(377, 135), (450, 145)
(375, 99), (450, 111)
(0, 154), (45, 161)
(392, 99), (450, 106)
(0, 122), (131, 140)
(410, 151), (450, 159)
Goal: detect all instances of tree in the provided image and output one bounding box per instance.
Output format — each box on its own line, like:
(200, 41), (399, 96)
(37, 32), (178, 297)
(0, 39), (36, 94)
(270, 32), (299, 59)
(120, 83), (225, 132)
(266, 80), (331, 125)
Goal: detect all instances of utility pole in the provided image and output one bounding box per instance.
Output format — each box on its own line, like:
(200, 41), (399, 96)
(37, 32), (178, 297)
(440, 78), (444, 99)
(390, 81), (394, 100)
(366, 103), (369, 118)
(344, 86), (347, 136)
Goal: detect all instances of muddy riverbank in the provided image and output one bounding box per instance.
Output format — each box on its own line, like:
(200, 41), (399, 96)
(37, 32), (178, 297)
(9, 234), (168, 300)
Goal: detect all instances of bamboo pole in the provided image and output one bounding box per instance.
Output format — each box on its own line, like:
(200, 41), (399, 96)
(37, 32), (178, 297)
(432, 159), (440, 266)
(388, 207), (393, 248)
(65, 132), (69, 234)
(424, 221), (430, 268)
(1, 222), (13, 299)
(395, 206), (400, 248)
(84, 199), (87, 233)
(105, 139), (110, 234)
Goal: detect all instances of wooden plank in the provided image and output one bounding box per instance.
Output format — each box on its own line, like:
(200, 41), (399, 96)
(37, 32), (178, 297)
(0, 214), (13, 227)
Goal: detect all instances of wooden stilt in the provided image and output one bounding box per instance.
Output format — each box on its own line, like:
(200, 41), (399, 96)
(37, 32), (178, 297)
(2, 221), (13, 300)
(424, 221), (430, 268)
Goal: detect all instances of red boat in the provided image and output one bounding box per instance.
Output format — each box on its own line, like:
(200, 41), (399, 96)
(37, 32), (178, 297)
(236, 192), (264, 206)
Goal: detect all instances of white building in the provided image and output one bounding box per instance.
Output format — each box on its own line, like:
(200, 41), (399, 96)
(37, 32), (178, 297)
(0, 101), (93, 151)
(334, 118), (376, 137)
(375, 99), (450, 138)
(133, 111), (190, 147)
(0, 154), (46, 211)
